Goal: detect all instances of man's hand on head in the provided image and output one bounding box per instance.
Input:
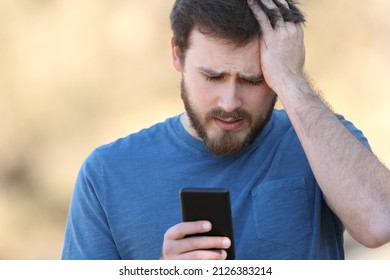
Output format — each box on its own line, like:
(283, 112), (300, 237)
(247, 0), (306, 96)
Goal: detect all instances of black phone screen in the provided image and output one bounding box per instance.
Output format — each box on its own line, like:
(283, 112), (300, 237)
(180, 188), (235, 260)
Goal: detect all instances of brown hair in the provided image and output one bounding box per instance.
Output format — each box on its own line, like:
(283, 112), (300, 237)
(170, 0), (305, 60)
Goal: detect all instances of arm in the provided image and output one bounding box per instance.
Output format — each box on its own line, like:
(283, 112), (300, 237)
(62, 151), (121, 259)
(248, 0), (390, 247)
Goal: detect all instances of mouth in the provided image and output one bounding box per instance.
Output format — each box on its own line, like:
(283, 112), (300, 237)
(213, 117), (245, 131)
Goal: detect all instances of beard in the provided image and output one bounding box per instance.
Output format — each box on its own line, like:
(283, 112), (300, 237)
(181, 78), (276, 156)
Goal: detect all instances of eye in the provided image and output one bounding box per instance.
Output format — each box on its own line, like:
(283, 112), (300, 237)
(247, 80), (262, 86)
(245, 78), (263, 86)
(205, 75), (222, 82)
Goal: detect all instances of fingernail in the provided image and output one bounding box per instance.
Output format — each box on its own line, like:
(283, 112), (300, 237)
(247, 0), (254, 5)
(203, 222), (211, 231)
(221, 250), (227, 260)
(223, 238), (231, 248)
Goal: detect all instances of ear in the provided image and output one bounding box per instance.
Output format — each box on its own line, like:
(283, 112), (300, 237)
(171, 37), (184, 72)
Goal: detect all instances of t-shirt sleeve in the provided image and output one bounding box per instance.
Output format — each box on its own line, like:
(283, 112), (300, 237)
(61, 149), (121, 259)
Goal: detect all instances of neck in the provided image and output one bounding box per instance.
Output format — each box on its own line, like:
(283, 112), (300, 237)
(180, 113), (202, 140)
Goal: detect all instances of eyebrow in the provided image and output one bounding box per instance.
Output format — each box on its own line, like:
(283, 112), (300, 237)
(198, 67), (263, 81)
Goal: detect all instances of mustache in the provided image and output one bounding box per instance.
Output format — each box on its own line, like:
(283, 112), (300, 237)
(206, 108), (252, 121)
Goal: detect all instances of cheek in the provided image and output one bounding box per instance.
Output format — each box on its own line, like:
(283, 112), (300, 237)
(244, 87), (275, 113)
(246, 85), (272, 103)
(186, 77), (216, 105)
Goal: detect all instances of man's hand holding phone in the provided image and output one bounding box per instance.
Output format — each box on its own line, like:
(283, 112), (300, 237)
(161, 220), (231, 260)
(161, 188), (235, 260)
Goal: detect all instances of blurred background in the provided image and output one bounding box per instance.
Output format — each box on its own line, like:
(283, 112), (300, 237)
(0, 0), (389, 259)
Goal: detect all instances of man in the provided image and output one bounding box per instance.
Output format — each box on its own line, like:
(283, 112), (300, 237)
(62, 0), (390, 260)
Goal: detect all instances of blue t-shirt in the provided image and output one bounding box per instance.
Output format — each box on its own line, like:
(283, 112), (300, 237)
(62, 109), (368, 259)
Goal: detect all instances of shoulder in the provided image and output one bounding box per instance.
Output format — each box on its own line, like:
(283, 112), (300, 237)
(271, 109), (293, 131)
(266, 109), (296, 141)
(271, 110), (368, 146)
(100, 115), (177, 153)
(83, 115), (179, 170)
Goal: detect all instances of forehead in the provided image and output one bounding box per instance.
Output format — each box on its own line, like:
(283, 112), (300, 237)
(185, 29), (261, 73)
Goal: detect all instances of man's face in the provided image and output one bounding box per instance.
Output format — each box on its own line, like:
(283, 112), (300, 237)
(172, 29), (277, 156)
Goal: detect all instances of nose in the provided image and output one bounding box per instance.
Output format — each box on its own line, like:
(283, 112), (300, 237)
(217, 83), (242, 113)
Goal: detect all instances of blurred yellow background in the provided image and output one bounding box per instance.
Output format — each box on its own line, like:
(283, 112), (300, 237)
(0, 0), (389, 259)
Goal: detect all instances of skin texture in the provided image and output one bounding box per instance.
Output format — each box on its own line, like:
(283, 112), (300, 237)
(248, 0), (390, 248)
(178, 30), (277, 156)
(161, 0), (390, 259)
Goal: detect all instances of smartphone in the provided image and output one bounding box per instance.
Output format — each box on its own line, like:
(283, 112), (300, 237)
(180, 188), (235, 260)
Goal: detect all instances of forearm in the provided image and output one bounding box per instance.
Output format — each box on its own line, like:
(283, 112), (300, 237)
(278, 76), (390, 247)
(247, 0), (390, 247)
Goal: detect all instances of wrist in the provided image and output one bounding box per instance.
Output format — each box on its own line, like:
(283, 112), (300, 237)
(279, 74), (326, 110)
(272, 73), (309, 101)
